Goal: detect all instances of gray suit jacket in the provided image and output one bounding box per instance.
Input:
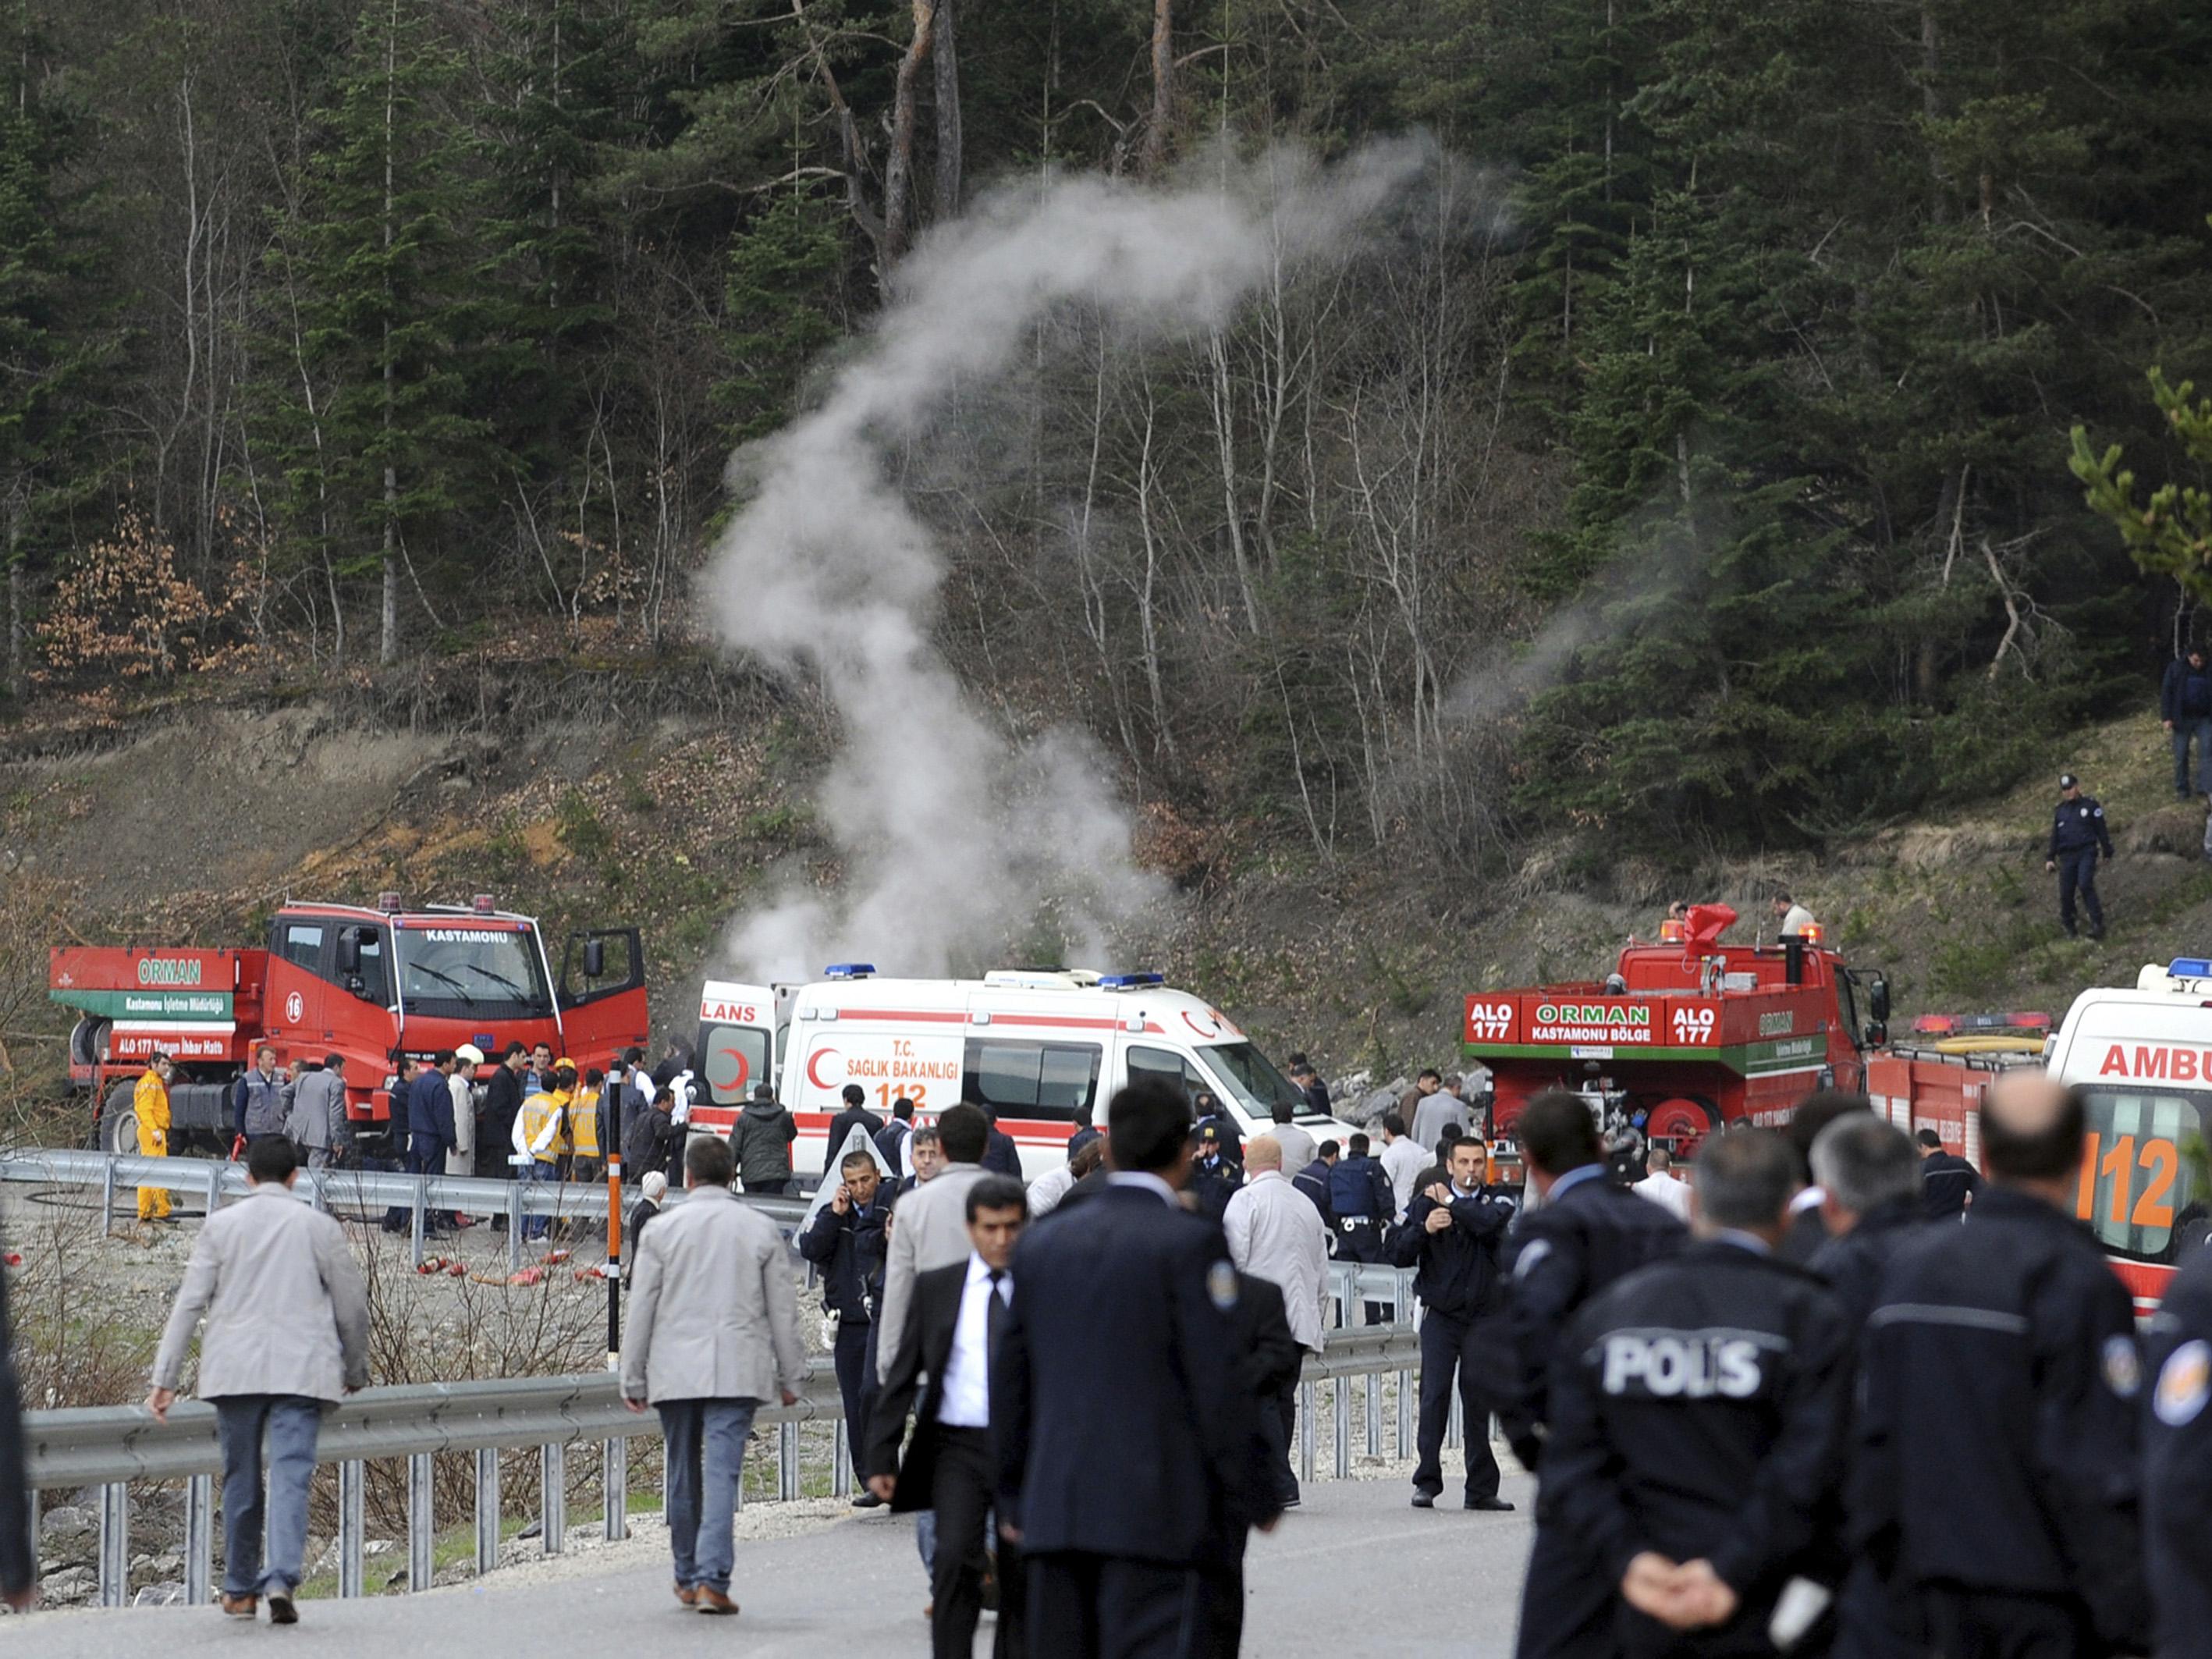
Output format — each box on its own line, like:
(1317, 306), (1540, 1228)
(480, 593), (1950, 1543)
(286, 1069), (352, 1153)
(621, 1185), (804, 1405)
(875, 1162), (989, 1384)
(152, 1183), (370, 1401)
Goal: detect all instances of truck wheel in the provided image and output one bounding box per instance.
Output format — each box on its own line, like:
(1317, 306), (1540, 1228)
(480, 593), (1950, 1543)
(1646, 1096), (1719, 1153)
(68, 1017), (112, 1069)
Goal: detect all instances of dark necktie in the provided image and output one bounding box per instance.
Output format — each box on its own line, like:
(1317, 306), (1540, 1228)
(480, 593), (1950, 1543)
(985, 1268), (1008, 1359)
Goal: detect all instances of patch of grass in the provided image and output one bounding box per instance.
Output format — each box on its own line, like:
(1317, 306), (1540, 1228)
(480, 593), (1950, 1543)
(556, 791), (615, 865)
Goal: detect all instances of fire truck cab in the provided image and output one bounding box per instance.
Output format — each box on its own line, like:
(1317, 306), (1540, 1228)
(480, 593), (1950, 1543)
(51, 896), (648, 1155)
(687, 966), (1345, 1183)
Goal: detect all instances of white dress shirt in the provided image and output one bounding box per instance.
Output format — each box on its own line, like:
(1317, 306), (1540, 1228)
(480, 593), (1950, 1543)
(1632, 1171), (1694, 1222)
(936, 1253), (1012, 1428)
(1379, 1136), (1428, 1218)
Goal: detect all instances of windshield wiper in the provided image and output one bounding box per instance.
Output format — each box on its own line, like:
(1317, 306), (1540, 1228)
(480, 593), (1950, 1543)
(463, 961), (531, 999)
(410, 964), (478, 1005)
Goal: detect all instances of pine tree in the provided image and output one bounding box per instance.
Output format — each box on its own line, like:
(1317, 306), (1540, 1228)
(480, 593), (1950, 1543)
(719, 187), (846, 445)
(261, 0), (496, 665)
(0, 5), (118, 699)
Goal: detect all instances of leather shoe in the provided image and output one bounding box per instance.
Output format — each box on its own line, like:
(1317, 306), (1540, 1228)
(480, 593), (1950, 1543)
(220, 1593), (258, 1618)
(850, 1491), (884, 1509)
(267, 1589), (298, 1625)
(1410, 1491), (1437, 1509)
(694, 1586), (739, 1615)
(1466, 1496), (1516, 1512)
(673, 1583), (698, 1607)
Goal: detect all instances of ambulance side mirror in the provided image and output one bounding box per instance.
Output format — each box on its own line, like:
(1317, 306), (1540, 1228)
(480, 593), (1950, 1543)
(1868, 977), (1891, 1023)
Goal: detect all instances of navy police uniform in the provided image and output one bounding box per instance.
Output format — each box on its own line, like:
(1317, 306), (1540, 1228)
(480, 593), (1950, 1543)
(995, 1178), (1276, 1657)
(1330, 1152), (1397, 1322)
(1544, 1238), (1852, 1657)
(2047, 784), (2114, 939)
(2143, 1242), (2212, 1659)
(1854, 1185), (2149, 1657)
(1507, 1164), (1688, 1659)
(1387, 1178), (1518, 1506)
(795, 1188), (890, 1464)
(1807, 1195), (1927, 1658)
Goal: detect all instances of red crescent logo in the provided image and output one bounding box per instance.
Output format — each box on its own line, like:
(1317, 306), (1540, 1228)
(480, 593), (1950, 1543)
(1181, 1009), (1222, 1040)
(806, 1047), (843, 1090)
(705, 1046), (751, 1096)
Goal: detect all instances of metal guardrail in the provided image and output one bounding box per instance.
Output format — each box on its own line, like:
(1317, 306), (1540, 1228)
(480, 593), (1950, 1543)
(27, 1326), (1431, 1610)
(0, 1149), (810, 1270)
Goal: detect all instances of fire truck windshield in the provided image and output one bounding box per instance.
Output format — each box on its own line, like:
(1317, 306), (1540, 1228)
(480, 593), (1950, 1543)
(1201, 1041), (1309, 1118)
(2075, 1085), (2212, 1264)
(397, 926), (552, 1019)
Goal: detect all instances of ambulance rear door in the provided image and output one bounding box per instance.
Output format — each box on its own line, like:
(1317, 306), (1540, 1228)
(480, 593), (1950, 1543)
(694, 982), (775, 1138)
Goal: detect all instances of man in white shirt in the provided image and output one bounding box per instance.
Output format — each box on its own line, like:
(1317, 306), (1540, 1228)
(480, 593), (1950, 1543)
(1772, 891), (1816, 938)
(1377, 1113), (1429, 1219)
(1631, 1146), (1694, 1222)
(1223, 1135), (1330, 1508)
(864, 1174), (1029, 1659)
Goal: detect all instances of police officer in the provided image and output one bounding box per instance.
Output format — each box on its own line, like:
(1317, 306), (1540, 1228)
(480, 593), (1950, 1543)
(1506, 1091), (1687, 1659)
(1805, 1114), (1928, 1658)
(2044, 772), (2114, 940)
(1329, 1131), (1397, 1323)
(1191, 1089), (1244, 1169)
(1855, 1072), (2149, 1656)
(1387, 1132), (1517, 1512)
(1189, 1123), (1244, 1221)
(2143, 1236), (2212, 1659)
(1543, 1128), (1850, 1656)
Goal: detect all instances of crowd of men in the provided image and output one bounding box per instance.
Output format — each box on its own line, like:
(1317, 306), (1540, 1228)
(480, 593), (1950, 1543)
(23, 1039), (2212, 1659)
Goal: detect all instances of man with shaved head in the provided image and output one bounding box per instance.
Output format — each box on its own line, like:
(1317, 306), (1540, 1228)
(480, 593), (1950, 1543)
(1853, 1074), (2150, 1657)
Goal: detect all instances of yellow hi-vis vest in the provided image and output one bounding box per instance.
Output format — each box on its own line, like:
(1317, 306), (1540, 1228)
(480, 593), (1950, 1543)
(514, 1089), (569, 1164)
(567, 1086), (602, 1157)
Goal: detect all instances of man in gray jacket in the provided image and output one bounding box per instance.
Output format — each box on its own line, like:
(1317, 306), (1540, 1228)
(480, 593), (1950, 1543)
(622, 1135), (804, 1615)
(285, 1056), (353, 1170)
(148, 1138), (369, 1625)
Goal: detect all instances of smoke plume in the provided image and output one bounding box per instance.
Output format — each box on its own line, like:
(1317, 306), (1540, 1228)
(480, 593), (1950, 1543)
(708, 142), (1429, 981)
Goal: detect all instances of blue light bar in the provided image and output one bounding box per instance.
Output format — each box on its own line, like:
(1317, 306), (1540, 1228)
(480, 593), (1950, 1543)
(1099, 972), (1166, 989)
(2170, 957), (2212, 979)
(824, 962), (877, 979)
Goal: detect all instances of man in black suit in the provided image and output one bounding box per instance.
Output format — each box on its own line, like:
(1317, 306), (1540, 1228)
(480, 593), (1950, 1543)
(865, 1174), (1030, 1659)
(995, 1077), (1280, 1657)
(826, 1083), (885, 1168)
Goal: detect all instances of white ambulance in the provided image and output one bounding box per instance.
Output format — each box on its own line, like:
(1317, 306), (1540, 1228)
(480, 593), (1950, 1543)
(684, 966), (1345, 1182)
(2040, 955), (2212, 1316)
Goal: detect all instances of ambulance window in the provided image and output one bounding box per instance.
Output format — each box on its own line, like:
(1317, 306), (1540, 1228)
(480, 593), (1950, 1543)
(1125, 1044), (1204, 1107)
(2075, 1086), (2212, 1263)
(962, 1039), (1099, 1123)
(702, 1025), (769, 1106)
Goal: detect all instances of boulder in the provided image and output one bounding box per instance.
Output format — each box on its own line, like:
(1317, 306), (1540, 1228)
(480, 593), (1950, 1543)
(133, 1582), (186, 1607)
(38, 1505), (90, 1545)
(39, 1567), (96, 1604)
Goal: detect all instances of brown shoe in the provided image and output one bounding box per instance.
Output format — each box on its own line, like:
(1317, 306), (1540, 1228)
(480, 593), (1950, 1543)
(673, 1583), (698, 1607)
(694, 1586), (739, 1616)
(220, 1593), (259, 1618)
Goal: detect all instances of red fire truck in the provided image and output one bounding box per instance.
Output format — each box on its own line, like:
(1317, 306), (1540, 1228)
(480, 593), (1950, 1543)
(50, 894), (648, 1154)
(1463, 907), (2212, 1315)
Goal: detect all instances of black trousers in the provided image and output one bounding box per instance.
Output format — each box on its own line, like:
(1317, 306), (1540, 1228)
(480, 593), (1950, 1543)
(1026, 1552), (1206, 1659)
(832, 1317), (872, 1455)
(1261, 1380), (1298, 1504)
(746, 1176), (792, 1195)
(1919, 1587), (2091, 1659)
(1514, 1518), (1618, 1659)
(2057, 847), (2104, 934)
(1413, 1309), (1502, 1502)
(1336, 1222), (1390, 1323)
(931, 1427), (1023, 1659)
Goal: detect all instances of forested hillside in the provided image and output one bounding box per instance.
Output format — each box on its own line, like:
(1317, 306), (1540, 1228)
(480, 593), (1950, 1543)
(3, 0), (2209, 879)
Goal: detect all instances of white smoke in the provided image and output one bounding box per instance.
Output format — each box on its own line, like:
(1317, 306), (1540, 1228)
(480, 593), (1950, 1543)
(708, 140), (1432, 981)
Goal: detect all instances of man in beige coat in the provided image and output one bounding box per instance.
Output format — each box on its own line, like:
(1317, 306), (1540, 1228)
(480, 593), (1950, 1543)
(148, 1138), (369, 1625)
(875, 1103), (993, 1385)
(621, 1135), (804, 1615)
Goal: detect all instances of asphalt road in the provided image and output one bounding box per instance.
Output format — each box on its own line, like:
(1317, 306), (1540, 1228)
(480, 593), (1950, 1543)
(5, 1467), (1537, 1657)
